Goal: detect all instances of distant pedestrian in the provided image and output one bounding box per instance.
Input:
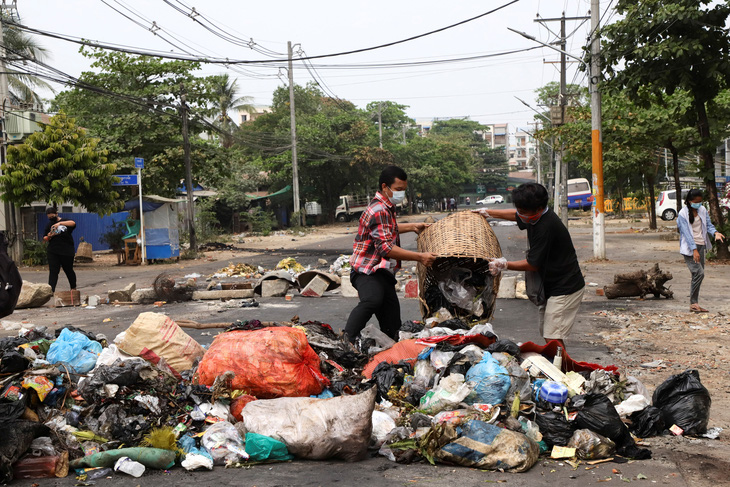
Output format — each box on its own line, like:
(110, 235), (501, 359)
(453, 197), (458, 212)
(677, 189), (725, 313)
(449, 197), (456, 211)
(43, 207), (77, 293)
(443, 197), (447, 211)
(466, 196), (471, 206)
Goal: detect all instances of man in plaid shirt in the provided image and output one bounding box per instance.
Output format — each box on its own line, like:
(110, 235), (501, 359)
(345, 166), (437, 343)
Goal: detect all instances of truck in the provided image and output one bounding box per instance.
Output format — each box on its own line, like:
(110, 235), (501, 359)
(335, 195), (372, 222)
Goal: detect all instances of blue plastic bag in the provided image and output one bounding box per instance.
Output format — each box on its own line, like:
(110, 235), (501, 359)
(179, 434), (214, 470)
(310, 388), (335, 399)
(46, 328), (103, 374)
(465, 352), (510, 405)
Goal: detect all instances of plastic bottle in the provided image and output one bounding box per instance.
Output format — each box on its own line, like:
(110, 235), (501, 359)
(12, 455), (58, 479)
(114, 456), (145, 478)
(552, 346), (563, 370)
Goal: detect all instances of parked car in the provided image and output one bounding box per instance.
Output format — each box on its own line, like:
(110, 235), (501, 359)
(656, 189), (688, 221)
(476, 195), (504, 205)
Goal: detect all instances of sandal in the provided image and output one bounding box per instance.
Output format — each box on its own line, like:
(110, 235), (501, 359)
(690, 305), (709, 313)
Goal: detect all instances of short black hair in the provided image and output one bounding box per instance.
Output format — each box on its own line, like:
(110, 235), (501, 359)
(512, 183), (549, 212)
(379, 165), (407, 189)
(45, 206), (58, 215)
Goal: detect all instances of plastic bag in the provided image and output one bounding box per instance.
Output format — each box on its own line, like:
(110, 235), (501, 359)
(371, 411), (397, 448)
(245, 432), (294, 462)
(230, 395), (257, 422)
(179, 434), (213, 471)
(437, 268), (476, 312)
(419, 373), (473, 415)
(371, 361), (412, 400)
(201, 422), (248, 465)
(360, 322), (396, 350)
(614, 394), (650, 419)
(465, 352), (510, 405)
(629, 406), (665, 438)
(378, 426), (413, 462)
(535, 410), (574, 446)
(486, 339), (521, 357)
(652, 369), (711, 436)
(503, 357), (532, 402)
(430, 350), (455, 370)
(575, 393), (651, 459)
(46, 328), (102, 374)
(240, 387), (376, 462)
(567, 429), (616, 460)
(413, 359), (436, 388)
(197, 327), (328, 398)
(436, 420), (539, 472)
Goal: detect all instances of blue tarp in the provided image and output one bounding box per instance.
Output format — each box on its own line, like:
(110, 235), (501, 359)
(36, 211), (130, 251)
(123, 199), (163, 212)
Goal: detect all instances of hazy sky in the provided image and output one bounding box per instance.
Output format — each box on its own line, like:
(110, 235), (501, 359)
(21, 0), (610, 132)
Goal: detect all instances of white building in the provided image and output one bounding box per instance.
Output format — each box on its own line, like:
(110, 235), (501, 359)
(238, 105), (272, 124)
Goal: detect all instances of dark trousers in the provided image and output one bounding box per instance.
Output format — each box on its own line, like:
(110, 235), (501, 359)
(48, 253), (76, 292)
(683, 245), (705, 304)
(345, 269), (401, 342)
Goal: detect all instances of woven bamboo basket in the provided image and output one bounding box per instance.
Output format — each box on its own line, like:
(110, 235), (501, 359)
(75, 240), (93, 263)
(416, 211), (503, 322)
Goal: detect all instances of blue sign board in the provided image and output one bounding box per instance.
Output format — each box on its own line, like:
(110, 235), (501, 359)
(134, 157), (144, 169)
(112, 174), (139, 186)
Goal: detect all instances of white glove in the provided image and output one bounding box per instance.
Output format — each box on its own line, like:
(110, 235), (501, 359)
(471, 208), (491, 218)
(488, 257), (508, 276)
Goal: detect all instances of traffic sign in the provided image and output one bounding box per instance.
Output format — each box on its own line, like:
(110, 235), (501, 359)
(112, 174), (138, 186)
(134, 157), (144, 169)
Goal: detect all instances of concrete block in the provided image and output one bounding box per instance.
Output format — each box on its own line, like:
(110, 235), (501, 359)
(16, 281), (53, 309)
(131, 288), (157, 304)
(340, 275), (358, 298)
(261, 279), (290, 297)
(108, 282), (137, 303)
(192, 289), (255, 300)
(88, 295), (101, 306)
(300, 275), (329, 297)
(515, 280), (528, 300)
(404, 279), (419, 299)
(497, 276), (516, 299)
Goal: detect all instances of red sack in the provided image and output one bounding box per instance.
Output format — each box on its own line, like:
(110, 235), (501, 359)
(519, 340), (619, 375)
(363, 339), (429, 379)
(197, 327), (329, 398)
(230, 395), (257, 422)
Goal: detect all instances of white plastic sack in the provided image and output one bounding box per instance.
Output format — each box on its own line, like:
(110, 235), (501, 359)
(419, 373), (473, 415)
(615, 394), (650, 418)
(371, 411), (397, 448)
(240, 387), (376, 462)
(201, 422), (248, 465)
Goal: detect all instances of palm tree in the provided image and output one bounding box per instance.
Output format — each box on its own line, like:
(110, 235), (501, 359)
(3, 19), (54, 107)
(210, 73), (254, 148)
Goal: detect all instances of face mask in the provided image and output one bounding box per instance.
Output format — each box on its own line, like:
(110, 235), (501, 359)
(517, 207), (548, 225)
(388, 188), (406, 205)
(48, 216), (57, 222)
(690, 202), (702, 210)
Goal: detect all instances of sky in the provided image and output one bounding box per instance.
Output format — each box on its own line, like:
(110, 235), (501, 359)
(19, 0), (612, 133)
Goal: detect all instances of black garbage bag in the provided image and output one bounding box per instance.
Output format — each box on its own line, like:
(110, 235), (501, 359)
(0, 420), (50, 483)
(0, 388), (28, 421)
(424, 285), (453, 315)
(438, 319), (469, 331)
(652, 369), (710, 436)
(370, 360), (412, 401)
(629, 406), (665, 438)
(79, 360), (154, 403)
(0, 336), (28, 352)
(535, 410), (575, 446)
(575, 393), (651, 459)
(400, 321), (424, 333)
(0, 350), (29, 374)
(486, 339), (522, 357)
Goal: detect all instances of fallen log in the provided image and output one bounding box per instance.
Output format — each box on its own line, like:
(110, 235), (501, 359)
(603, 263), (673, 299)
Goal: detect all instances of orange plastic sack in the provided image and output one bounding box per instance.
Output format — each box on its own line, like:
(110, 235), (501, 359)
(197, 327), (329, 399)
(363, 339), (429, 379)
(230, 395), (257, 422)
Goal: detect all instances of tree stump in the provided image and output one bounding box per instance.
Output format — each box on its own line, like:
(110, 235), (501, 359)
(603, 263), (673, 299)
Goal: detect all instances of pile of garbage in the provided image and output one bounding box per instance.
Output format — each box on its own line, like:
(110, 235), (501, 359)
(0, 311), (715, 482)
(212, 263), (259, 278)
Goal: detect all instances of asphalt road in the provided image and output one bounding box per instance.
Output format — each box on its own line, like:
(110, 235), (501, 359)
(7, 208), (691, 487)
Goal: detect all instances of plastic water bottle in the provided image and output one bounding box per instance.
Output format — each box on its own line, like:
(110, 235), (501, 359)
(553, 346), (563, 371)
(114, 457), (145, 478)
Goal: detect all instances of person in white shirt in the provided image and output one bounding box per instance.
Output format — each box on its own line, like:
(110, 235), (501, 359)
(676, 189), (725, 312)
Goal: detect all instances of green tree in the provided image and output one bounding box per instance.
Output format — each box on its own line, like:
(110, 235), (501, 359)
(0, 112), (120, 214)
(209, 73), (254, 148)
(602, 0), (730, 258)
(54, 48), (222, 197)
(3, 19), (53, 106)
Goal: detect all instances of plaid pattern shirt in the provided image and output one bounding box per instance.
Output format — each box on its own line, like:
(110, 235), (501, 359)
(349, 192), (401, 274)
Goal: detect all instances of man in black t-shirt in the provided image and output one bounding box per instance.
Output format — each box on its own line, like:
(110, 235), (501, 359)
(474, 183), (585, 350)
(43, 207), (77, 293)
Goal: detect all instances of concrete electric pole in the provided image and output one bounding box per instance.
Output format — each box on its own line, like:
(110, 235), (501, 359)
(180, 84), (196, 256)
(590, 0), (606, 259)
(287, 41), (301, 226)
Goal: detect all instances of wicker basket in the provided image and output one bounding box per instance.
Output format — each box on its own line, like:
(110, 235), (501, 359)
(75, 240), (93, 263)
(416, 211), (503, 321)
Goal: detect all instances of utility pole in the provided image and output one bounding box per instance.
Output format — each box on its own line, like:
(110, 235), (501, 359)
(529, 121), (542, 185)
(377, 102), (383, 149)
(180, 84), (196, 255)
(590, 0), (606, 259)
(287, 41), (301, 225)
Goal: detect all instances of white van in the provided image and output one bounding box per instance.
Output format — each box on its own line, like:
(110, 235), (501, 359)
(656, 189), (687, 221)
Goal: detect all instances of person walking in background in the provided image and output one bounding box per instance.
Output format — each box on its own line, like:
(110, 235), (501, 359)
(449, 197), (456, 211)
(43, 207), (77, 293)
(465, 196), (471, 206)
(677, 189), (725, 313)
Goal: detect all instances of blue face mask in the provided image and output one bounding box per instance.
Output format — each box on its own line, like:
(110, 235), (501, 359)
(690, 202), (702, 210)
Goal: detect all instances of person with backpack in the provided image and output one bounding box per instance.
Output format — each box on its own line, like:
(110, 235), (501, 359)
(677, 189), (725, 312)
(43, 207), (77, 293)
